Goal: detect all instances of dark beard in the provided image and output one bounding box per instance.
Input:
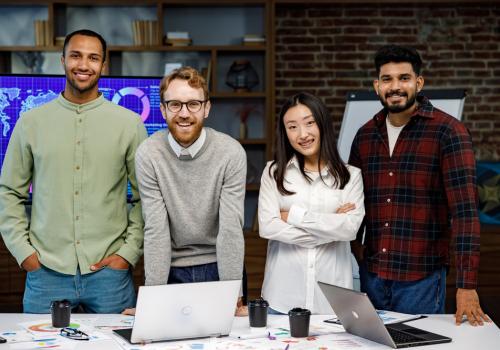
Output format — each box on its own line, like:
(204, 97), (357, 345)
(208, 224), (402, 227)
(380, 91), (417, 113)
(168, 118), (203, 147)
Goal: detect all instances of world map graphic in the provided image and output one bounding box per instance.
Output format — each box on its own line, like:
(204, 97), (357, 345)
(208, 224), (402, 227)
(0, 76), (165, 174)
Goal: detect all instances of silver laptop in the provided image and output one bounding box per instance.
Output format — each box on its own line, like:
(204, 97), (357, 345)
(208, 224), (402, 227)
(318, 281), (452, 348)
(113, 280), (240, 344)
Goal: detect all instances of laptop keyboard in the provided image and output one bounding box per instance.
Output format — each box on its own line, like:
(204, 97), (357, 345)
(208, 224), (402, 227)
(387, 327), (424, 344)
(113, 328), (133, 342)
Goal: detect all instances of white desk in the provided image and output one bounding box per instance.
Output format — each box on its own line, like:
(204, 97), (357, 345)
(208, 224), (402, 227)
(0, 314), (498, 349)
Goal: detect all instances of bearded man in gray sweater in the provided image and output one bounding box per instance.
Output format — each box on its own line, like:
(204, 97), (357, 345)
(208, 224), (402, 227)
(134, 66), (247, 314)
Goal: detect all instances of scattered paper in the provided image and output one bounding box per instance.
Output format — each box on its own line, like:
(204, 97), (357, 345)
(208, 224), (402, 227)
(0, 330), (35, 343)
(376, 310), (422, 324)
(16, 318), (111, 345)
(72, 315), (134, 330)
(9, 337), (77, 350)
(18, 319), (82, 335)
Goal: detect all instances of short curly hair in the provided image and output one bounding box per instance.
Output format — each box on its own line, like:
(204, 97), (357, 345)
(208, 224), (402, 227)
(159, 66), (209, 101)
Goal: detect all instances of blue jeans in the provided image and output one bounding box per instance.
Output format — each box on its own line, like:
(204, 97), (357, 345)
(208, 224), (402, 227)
(359, 263), (446, 314)
(24, 265), (136, 314)
(167, 262), (219, 284)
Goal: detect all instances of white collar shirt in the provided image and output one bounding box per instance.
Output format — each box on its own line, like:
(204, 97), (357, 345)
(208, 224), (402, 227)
(167, 128), (206, 159)
(258, 156), (365, 314)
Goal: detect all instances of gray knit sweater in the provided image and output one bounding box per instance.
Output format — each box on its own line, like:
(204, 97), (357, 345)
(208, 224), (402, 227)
(135, 127), (246, 285)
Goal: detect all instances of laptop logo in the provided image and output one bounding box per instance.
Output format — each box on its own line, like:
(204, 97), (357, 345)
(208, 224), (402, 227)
(352, 311), (359, 319)
(181, 306), (192, 316)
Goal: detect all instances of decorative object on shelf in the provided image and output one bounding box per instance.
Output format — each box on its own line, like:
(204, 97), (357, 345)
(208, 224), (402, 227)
(225, 60), (259, 92)
(164, 31), (192, 46)
(239, 122), (247, 140)
(201, 59), (212, 90)
(15, 52), (44, 74)
(235, 104), (259, 139)
(243, 34), (265, 46)
(477, 162), (500, 225)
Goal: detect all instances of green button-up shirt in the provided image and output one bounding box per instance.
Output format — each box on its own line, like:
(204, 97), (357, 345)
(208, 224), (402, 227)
(0, 93), (147, 275)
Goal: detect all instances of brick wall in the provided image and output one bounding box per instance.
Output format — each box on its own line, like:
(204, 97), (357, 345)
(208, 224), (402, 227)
(275, 3), (500, 160)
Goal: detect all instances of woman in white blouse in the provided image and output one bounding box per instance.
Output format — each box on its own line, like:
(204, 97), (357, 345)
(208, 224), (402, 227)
(258, 92), (365, 315)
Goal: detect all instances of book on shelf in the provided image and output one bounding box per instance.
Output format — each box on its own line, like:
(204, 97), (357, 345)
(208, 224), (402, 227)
(34, 20), (43, 46)
(44, 20), (50, 46)
(149, 20), (159, 45)
(164, 38), (192, 46)
(164, 31), (192, 46)
(132, 20), (140, 46)
(166, 31), (190, 40)
(34, 20), (51, 46)
(132, 20), (158, 46)
(55, 36), (65, 47)
(243, 34), (265, 46)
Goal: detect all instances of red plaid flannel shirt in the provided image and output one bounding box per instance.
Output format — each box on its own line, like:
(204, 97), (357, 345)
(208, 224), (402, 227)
(349, 96), (480, 289)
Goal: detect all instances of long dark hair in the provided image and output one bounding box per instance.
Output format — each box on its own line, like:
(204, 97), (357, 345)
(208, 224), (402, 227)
(271, 92), (350, 195)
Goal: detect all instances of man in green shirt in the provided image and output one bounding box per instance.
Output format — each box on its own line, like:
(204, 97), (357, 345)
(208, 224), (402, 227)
(0, 29), (147, 313)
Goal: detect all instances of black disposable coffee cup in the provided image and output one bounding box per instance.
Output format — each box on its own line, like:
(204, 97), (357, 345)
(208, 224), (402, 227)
(248, 298), (269, 327)
(288, 307), (311, 337)
(51, 300), (71, 328)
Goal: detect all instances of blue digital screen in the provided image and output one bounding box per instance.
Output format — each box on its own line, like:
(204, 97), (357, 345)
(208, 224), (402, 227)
(0, 74), (164, 197)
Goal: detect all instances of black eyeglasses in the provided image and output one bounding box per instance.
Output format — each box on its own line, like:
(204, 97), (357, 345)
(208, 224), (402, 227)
(163, 100), (207, 113)
(60, 327), (89, 341)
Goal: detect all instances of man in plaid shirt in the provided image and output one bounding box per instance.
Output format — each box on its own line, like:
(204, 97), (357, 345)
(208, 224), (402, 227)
(349, 45), (490, 326)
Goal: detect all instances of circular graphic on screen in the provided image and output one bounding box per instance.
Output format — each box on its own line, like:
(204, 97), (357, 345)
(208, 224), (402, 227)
(112, 87), (151, 122)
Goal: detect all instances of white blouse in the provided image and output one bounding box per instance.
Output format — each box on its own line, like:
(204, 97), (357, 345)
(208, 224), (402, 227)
(258, 158), (365, 314)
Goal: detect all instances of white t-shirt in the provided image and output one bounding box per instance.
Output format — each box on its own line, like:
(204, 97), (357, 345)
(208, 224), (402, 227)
(386, 117), (406, 157)
(258, 157), (365, 314)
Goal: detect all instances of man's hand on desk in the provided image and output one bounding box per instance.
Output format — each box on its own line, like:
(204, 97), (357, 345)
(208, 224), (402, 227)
(90, 254), (130, 271)
(455, 288), (491, 326)
(235, 297), (248, 317)
(122, 308), (135, 315)
(21, 252), (41, 272)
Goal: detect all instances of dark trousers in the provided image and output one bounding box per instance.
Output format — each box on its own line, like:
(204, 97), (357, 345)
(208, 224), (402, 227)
(167, 262), (219, 284)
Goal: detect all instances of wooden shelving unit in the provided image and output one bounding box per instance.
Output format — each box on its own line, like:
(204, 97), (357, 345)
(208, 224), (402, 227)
(0, 0), (275, 306)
